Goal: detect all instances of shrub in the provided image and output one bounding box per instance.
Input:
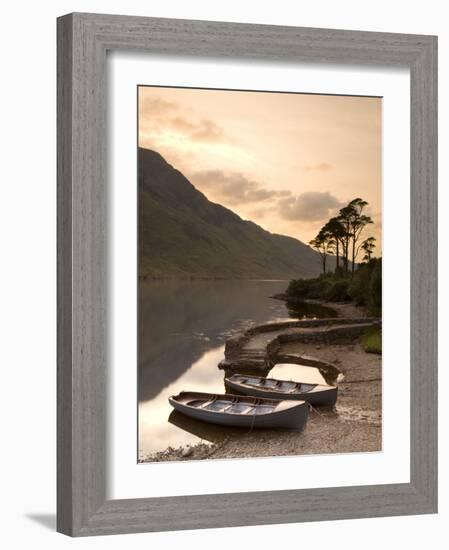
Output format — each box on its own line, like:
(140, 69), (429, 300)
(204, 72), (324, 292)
(361, 326), (382, 354)
(324, 279), (350, 302)
(368, 260), (382, 315)
(286, 276), (331, 300)
(348, 268), (370, 305)
(285, 258), (381, 316)
(286, 278), (310, 299)
(348, 258), (382, 315)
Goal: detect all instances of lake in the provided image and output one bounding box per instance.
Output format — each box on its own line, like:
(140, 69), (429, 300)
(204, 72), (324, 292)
(138, 279), (337, 458)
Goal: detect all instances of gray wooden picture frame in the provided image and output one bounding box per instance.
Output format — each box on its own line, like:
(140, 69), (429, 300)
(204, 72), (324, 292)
(57, 12), (438, 537)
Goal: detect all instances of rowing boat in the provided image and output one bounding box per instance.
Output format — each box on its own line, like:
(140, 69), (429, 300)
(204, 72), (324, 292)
(225, 373), (338, 407)
(168, 391), (308, 430)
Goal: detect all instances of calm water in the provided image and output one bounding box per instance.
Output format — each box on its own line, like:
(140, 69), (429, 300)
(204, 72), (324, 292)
(138, 280), (337, 457)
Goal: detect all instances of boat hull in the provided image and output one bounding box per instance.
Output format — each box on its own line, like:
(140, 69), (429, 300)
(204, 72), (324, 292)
(168, 392), (308, 430)
(225, 377), (338, 407)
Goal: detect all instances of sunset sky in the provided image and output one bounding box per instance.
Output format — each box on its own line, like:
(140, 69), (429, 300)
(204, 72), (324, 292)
(138, 86), (381, 254)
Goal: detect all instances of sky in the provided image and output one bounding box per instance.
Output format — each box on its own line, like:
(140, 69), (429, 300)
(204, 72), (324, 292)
(138, 86), (382, 256)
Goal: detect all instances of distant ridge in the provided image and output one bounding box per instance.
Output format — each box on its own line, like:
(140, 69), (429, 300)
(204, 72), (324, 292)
(139, 147), (329, 279)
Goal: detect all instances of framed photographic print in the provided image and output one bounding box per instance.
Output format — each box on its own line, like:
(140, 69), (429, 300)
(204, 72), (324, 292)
(57, 13), (437, 536)
(136, 85), (383, 464)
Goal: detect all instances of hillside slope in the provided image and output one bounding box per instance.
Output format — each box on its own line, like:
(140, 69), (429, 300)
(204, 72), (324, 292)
(139, 148), (328, 279)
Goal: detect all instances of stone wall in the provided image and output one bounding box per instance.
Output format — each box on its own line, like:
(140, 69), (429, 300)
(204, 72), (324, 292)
(222, 318), (380, 374)
(246, 317), (379, 335)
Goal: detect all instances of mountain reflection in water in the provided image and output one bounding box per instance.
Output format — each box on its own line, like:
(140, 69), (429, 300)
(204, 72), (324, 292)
(138, 280), (337, 456)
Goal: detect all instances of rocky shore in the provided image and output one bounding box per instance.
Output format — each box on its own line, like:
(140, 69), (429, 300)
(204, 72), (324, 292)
(140, 300), (381, 463)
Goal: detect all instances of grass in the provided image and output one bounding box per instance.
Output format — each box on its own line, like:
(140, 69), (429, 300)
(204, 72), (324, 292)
(360, 326), (382, 354)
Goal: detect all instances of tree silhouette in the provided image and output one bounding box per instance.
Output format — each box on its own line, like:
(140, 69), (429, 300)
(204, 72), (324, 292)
(361, 236), (376, 262)
(309, 228), (335, 274)
(324, 217), (346, 272)
(307, 197), (375, 275)
(336, 205), (353, 272)
(347, 198), (373, 272)
(336, 198), (373, 273)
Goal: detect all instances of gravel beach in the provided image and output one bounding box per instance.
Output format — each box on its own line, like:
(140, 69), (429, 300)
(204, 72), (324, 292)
(140, 301), (381, 463)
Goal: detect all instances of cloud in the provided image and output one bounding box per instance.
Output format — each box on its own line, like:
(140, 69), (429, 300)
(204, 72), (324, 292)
(303, 163), (333, 172)
(139, 95), (228, 143)
(278, 191), (342, 222)
(191, 170), (291, 206)
(170, 116), (225, 142)
(139, 96), (178, 115)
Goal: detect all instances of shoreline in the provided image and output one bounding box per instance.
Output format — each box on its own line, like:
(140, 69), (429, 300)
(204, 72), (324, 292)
(140, 339), (381, 462)
(271, 294), (371, 320)
(140, 299), (381, 463)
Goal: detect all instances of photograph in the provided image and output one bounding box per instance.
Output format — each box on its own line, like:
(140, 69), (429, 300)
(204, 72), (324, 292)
(137, 85), (382, 463)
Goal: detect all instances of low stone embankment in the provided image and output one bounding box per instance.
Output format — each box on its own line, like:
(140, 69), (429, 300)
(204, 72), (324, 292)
(219, 317), (380, 375)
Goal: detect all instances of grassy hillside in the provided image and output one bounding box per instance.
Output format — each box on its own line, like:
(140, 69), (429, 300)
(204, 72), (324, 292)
(139, 148), (328, 279)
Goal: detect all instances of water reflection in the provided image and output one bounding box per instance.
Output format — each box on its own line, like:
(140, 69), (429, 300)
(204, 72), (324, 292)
(139, 346), (226, 454)
(269, 363), (329, 385)
(285, 300), (339, 320)
(138, 280), (338, 456)
(139, 280), (291, 402)
(269, 359), (342, 386)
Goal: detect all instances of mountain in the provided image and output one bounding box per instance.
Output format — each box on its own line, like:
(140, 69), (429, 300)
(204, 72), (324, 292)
(139, 147), (328, 279)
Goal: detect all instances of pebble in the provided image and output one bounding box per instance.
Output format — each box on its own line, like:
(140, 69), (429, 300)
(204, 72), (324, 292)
(181, 447), (193, 457)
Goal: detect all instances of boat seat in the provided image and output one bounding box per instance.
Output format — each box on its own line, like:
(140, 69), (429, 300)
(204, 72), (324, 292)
(298, 383), (317, 392)
(243, 377), (261, 385)
(278, 381), (297, 392)
(227, 403), (254, 414)
(262, 379), (279, 389)
(204, 400), (233, 412)
(186, 399), (210, 408)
